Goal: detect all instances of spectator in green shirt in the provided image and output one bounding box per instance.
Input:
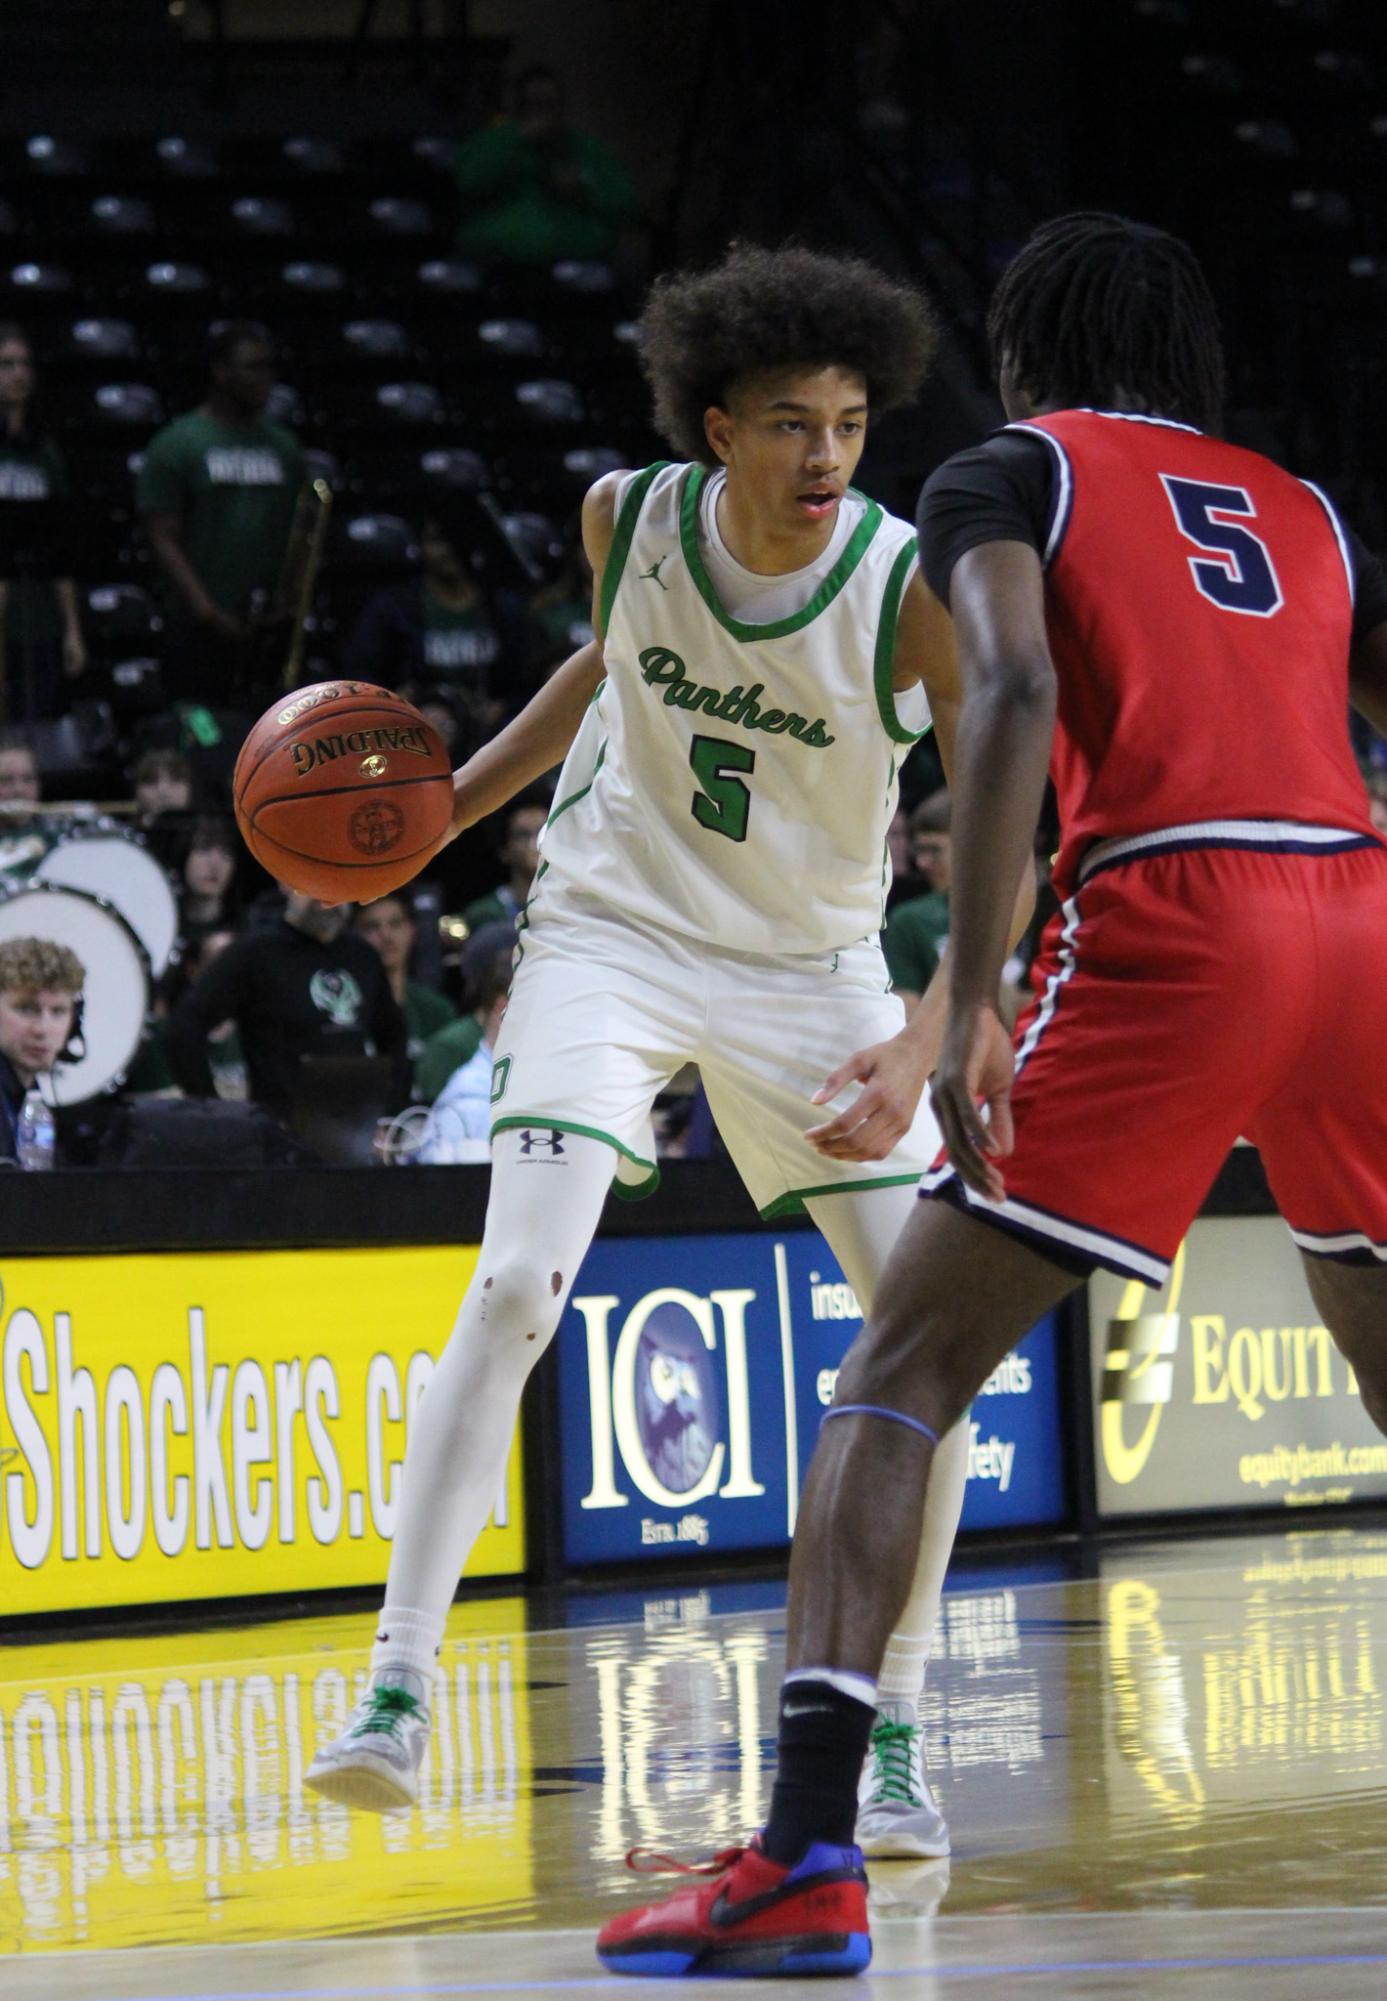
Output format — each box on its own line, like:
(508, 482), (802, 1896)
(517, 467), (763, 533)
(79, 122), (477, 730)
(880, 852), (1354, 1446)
(414, 919), (515, 1103)
(0, 323), (87, 719)
(461, 796), (547, 932)
(136, 320), (305, 705)
(355, 893), (458, 1068)
(342, 506), (506, 737)
(882, 789), (951, 1010)
(454, 64), (640, 267)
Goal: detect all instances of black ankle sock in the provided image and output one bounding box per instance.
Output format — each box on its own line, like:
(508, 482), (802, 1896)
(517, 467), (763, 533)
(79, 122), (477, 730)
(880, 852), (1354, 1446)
(762, 1678), (876, 1865)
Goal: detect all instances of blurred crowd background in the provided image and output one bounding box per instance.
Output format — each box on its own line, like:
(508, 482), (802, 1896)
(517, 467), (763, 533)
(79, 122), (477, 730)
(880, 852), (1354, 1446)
(3, 0), (1386, 1167)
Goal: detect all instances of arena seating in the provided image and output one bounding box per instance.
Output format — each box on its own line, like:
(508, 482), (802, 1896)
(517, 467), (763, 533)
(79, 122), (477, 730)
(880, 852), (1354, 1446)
(3, 125), (657, 745)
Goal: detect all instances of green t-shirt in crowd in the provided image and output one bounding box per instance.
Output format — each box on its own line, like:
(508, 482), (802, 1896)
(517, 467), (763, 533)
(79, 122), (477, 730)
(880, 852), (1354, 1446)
(882, 892), (949, 997)
(415, 1012), (484, 1103)
(135, 409), (305, 626)
(0, 435), (70, 646)
(453, 121), (639, 265)
(528, 592), (593, 663)
(462, 887), (523, 933)
(404, 980), (457, 1066)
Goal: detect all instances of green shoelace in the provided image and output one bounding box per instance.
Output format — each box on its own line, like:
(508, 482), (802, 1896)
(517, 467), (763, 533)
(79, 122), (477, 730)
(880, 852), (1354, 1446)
(348, 1685), (426, 1741)
(868, 1719), (921, 1804)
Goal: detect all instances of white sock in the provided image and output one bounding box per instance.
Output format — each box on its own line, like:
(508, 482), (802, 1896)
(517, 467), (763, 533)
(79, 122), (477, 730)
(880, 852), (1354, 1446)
(877, 1631), (933, 1713)
(371, 1605), (446, 1684)
(376, 1128), (614, 1625)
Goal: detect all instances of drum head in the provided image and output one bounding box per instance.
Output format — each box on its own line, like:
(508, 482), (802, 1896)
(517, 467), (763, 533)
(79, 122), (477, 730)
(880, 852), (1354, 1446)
(35, 830), (179, 977)
(0, 884), (150, 1104)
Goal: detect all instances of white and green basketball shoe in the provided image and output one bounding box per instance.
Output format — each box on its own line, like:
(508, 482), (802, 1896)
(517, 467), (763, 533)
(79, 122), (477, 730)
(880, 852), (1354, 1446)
(304, 1667), (432, 1812)
(856, 1699), (951, 1858)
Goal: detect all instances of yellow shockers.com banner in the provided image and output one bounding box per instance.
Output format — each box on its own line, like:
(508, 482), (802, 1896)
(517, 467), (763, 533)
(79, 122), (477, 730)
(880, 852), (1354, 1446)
(0, 1246), (524, 1616)
(1091, 1215), (1387, 1517)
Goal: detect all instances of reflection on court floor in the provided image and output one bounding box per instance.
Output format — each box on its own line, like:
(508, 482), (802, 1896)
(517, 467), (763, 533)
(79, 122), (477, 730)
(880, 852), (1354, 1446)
(0, 1603), (532, 1952)
(5, 1528), (1387, 1996)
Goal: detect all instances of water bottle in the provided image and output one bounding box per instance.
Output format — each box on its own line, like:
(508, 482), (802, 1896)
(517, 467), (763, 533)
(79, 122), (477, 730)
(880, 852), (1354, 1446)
(15, 1088), (55, 1172)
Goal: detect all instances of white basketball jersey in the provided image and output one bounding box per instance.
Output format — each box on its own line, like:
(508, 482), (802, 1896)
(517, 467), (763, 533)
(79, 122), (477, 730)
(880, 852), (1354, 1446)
(538, 460), (929, 956)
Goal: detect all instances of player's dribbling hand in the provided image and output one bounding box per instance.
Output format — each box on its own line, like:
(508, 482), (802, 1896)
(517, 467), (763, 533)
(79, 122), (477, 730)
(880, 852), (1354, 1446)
(930, 1001), (1014, 1201)
(805, 1033), (932, 1162)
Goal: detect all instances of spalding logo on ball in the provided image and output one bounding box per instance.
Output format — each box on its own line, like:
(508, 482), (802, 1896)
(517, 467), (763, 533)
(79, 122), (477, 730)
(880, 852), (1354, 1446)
(234, 681), (454, 904)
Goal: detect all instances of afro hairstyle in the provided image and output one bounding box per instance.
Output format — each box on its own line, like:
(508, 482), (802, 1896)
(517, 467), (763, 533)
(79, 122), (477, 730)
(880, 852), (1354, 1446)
(636, 242), (938, 465)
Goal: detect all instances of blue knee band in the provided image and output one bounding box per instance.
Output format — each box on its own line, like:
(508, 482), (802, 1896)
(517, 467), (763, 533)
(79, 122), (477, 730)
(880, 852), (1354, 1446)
(821, 1404), (939, 1446)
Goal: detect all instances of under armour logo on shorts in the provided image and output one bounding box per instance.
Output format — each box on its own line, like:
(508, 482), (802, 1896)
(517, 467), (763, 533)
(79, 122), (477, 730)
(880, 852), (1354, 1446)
(518, 1128), (566, 1157)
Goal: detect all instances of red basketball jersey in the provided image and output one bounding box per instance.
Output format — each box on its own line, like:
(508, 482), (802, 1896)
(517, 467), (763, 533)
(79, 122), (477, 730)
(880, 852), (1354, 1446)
(1018, 410), (1377, 894)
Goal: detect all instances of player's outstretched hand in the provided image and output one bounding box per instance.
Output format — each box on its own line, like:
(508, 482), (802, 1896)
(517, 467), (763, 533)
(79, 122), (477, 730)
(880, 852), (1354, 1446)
(805, 1032), (933, 1162)
(930, 1002), (1014, 1201)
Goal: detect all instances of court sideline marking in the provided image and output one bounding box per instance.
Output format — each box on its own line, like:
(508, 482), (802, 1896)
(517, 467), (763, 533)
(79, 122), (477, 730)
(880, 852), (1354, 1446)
(71, 1947), (1387, 2001)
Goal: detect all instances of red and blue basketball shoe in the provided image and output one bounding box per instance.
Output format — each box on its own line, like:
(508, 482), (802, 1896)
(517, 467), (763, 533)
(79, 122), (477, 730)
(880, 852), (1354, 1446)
(595, 1835), (871, 1978)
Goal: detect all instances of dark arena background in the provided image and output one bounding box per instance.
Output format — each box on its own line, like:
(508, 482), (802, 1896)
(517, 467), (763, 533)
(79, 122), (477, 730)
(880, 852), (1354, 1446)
(4, 3), (1387, 1995)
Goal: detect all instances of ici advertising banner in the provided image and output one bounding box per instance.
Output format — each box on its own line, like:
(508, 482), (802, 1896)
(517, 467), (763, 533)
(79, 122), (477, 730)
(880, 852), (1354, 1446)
(556, 1229), (1066, 1565)
(1091, 1215), (1387, 1516)
(0, 1246), (524, 1616)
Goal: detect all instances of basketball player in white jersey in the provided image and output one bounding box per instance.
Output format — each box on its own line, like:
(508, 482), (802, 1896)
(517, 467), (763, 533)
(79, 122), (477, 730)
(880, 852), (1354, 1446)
(307, 244), (1005, 1857)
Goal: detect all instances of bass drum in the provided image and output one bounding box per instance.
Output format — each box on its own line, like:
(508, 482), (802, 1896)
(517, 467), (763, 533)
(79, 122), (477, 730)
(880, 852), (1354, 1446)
(34, 824), (179, 979)
(0, 883), (150, 1105)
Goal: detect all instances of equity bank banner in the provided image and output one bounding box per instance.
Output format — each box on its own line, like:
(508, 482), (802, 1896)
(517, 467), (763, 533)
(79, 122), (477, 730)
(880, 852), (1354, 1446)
(0, 1246), (523, 1616)
(1091, 1215), (1387, 1516)
(557, 1230), (1066, 1564)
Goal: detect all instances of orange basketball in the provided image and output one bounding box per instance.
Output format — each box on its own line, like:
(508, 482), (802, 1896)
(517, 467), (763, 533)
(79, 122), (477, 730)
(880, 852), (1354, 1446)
(234, 681), (454, 903)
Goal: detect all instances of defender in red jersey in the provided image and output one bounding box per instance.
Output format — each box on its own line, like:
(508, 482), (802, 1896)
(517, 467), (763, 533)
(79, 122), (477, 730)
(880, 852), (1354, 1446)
(908, 398), (1387, 1278)
(605, 213), (1387, 1978)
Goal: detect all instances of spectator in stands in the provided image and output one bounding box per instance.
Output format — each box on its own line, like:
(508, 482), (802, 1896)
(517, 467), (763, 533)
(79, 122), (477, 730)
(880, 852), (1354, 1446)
(414, 918), (515, 1102)
(0, 322), (87, 719)
(133, 747), (195, 817)
(524, 539), (595, 680)
(463, 796), (546, 931)
(0, 935), (84, 1161)
(416, 685), (468, 760)
(453, 63), (640, 267)
(131, 747), (195, 867)
(127, 923), (246, 1098)
(354, 892), (457, 1066)
(177, 816), (240, 965)
(881, 790), (951, 1011)
(164, 890), (406, 1122)
(343, 503), (505, 735)
(909, 788), (952, 911)
(885, 805), (918, 910)
(137, 320), (306, 705)
(0, 729), (41, 806)
(416, 942), (513, 1162)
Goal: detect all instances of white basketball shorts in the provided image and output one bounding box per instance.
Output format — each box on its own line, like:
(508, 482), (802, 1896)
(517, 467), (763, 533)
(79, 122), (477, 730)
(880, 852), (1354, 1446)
(488, 886), (942, 1214)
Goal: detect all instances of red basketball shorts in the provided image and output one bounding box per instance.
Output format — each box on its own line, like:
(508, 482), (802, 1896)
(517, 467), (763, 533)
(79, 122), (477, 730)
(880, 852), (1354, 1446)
(923, 830), (1387, 1283)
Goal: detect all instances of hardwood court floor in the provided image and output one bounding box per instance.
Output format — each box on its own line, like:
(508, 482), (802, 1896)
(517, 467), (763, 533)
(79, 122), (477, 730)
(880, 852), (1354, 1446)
(6, 1526), (1387, 1996)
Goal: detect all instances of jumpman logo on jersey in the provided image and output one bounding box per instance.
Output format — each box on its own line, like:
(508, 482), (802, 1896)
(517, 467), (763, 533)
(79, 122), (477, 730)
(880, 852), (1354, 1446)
(639, 555), (671, 591)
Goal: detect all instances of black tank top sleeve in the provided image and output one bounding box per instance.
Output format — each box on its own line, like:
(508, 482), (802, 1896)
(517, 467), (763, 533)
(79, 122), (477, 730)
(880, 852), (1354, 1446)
(915, 429), (1056, 608)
